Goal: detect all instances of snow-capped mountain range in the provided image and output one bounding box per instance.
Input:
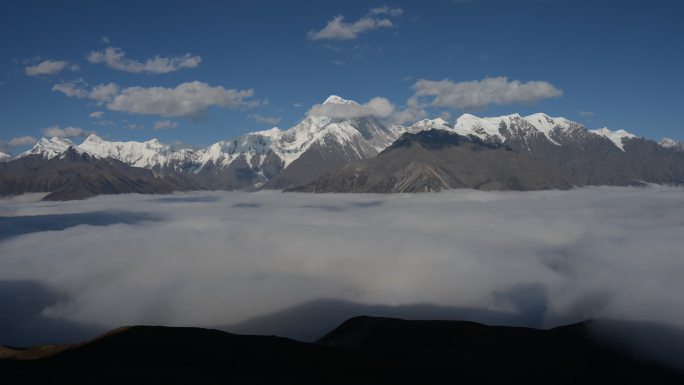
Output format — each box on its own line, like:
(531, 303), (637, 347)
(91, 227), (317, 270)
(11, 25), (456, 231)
(4, 95), (684, 199)
(16, 95), (665, 167)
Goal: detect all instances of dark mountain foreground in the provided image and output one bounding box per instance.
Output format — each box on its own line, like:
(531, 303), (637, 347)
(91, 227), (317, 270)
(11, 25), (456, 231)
(0, 149), (197, 201)
(2, 316), (682, 384)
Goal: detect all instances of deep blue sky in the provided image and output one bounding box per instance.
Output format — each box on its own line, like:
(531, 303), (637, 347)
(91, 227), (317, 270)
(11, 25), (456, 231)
(1, 0), (682, 153)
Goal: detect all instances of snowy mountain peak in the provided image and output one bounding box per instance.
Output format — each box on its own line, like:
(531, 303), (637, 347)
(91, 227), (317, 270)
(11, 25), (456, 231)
(454, 113), (508, 142)
(408, 118), (452, 133)
(23, 137), (77, 159)
(0, 151), (11, 161)
(83, 133), (104, 143)
(323, 95), (358, 105)
(590, 128), (636, 151)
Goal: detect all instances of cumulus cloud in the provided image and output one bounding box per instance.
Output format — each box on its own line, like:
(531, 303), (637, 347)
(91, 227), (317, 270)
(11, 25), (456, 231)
(409, 77), (563, 110)
(53, 80), (259, 118)
(89, 111), (105, 119)
(41, 125), (90, 138)
(308, 6), (402, 41)
(87, 47), (202, 74)
(250, 114), (281, 125)
(308, 97), (395, 118)
(25, 60), (78, 76)
(153, 120), (178, 130)
(7, 136), (38, 146)
(1, 187), (684, 340)
(51, 79), (119, 103)
(108, 81), (258, 118)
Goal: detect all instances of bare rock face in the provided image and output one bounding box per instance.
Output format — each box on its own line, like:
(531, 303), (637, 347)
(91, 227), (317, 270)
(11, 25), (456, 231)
(291, 130), (574, 193)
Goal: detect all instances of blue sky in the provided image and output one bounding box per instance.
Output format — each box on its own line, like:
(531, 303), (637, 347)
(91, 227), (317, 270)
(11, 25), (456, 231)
(1, 0), (682, 153)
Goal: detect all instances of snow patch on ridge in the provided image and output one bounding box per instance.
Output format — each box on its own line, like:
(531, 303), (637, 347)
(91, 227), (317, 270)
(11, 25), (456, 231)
(590, 128), (636, 151)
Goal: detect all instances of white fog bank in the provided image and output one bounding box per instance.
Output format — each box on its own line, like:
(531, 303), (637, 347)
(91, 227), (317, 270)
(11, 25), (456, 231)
(1, 187), (683, 332)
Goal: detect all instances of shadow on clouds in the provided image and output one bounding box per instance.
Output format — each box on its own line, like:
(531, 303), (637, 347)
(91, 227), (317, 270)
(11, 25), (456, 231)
(0, 211), (160, 242)
(0, 281), (102, 346)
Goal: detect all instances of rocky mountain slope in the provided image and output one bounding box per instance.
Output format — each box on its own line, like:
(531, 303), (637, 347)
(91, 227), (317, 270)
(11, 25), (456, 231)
(292, 130), (573, 192)
(294, 114), (684, 193)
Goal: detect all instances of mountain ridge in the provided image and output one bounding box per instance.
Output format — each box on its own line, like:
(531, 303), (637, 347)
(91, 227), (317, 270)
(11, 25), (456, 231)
(1, 317), (682, 384)
(3, 95), (684, 199)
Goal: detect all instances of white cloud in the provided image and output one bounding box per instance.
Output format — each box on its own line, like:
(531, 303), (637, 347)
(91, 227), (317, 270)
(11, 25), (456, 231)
(87, 47), (202, 74)
(52, 80), (120, 104)
(41, 125), (90, 138)
(308, 15), (393, 41)
(108, 81), (258, 118)
(53, 80), (259, 118)
(410, 77), (563, 110)
(89, 111), (105, 119)
(7, 136), (38, 147)
(250, 114), (281, 125)
(369, 6), (403, 17)
(307, 97), (395, 119)
(25, 60), (78, 76)
(308, 6), (402, 41)
(89, 83), (120, 102)
(579, 111), (596, 117)
(153, 120), (178, 130)
(390, 107), (428, 124)
(52, 79), (89, 98)
(293, 102), (305, 108)
(101, 36), (110, 44)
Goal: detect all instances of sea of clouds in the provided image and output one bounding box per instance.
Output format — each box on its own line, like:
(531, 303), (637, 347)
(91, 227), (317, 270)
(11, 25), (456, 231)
(1, 187), (683, 340)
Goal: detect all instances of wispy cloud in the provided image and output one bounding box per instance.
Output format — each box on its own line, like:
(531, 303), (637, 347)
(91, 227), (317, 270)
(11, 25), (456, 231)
(307, 6), (402, 41)
(25, 59), (79, 76)
(41, 125), (91, 138)
(0, 136), (38, 154)
(409, 77), (563, 110)
(250, 114), (281, 125)
(87, 47), (201, 74)
(153, 120), (178, 130)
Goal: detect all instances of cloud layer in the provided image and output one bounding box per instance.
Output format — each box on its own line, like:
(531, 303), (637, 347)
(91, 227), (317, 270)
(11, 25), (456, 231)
(1, 187), (683, 335)
(410, 77), (564, 110)
(87, 47), (201, 74)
